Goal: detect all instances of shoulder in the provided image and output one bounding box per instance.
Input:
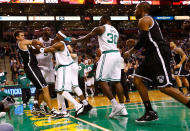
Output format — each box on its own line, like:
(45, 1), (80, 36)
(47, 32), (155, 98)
(140, 16), (152, 24)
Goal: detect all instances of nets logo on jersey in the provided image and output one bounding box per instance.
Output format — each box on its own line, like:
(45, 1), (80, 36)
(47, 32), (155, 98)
(156, 75), (165, 84)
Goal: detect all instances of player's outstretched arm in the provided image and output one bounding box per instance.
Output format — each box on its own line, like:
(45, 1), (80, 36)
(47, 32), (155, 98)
(39, 42), (64, 53)
(70, 26), (104, 44)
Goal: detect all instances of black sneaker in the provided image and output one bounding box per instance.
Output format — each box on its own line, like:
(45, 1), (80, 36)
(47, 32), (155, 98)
(37, 112), (46, 118)
(43, 105), (50, 114)
(75, 104), (84, 117)
(84, 104), (93, 114)
(136, 111), (159, 122)
(31, 104), (41, 115)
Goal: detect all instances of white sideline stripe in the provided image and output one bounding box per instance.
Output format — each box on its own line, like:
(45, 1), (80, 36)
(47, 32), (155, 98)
(70, 115), (111, 131)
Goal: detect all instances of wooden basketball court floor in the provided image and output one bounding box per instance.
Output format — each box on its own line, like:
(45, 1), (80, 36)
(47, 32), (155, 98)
(1, 89), (190, 131)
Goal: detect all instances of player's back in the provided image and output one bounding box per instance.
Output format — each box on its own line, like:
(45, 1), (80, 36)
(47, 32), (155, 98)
(98, 24), (119, 52)
(55, 41), (73, 66)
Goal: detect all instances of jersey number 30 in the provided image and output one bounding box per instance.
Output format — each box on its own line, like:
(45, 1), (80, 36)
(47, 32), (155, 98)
(107, 33), (118, 44)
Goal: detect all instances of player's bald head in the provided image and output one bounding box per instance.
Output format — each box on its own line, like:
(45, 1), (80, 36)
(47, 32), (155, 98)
(136, 2), (151, 13)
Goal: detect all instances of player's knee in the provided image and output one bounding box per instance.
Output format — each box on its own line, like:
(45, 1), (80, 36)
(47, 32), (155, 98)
(74, 87), (83, 96)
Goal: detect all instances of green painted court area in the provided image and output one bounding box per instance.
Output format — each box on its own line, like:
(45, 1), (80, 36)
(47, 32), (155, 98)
(1, 100), (190, 131)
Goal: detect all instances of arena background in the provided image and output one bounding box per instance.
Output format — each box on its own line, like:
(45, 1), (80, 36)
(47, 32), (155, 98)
(0, 0), (190, 131)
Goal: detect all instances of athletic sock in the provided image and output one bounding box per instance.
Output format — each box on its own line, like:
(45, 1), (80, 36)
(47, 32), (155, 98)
(185, 100), (190, 108)
(62, 91), (79, 108)
(111, 99), (118, 106)
(57, 94), (67, 112)
(143, 101), (153, 112)
(82, 100), (88, 106)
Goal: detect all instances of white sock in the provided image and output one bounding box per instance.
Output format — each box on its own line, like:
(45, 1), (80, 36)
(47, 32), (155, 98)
(62, 91), (79, 108)
(82, 100), (88, 106)
(90, 88), (94, 95)
(57, 94), (61, 109)
(57, 94), (67, 112)
(111, 99), (118, 106)
(85, 84), (88, 96)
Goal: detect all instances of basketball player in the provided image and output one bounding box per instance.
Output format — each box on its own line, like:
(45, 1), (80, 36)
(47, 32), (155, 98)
(170, 42), (190, 96)
(36, 30), (88, 117)
(85, 59), (95, 97)
(67, 44), (93, 113)
(13, 30), (58, 116)
(71, 15), (128, 117)
(36, 27), (56, 98)
(124, 2), (190, 122)
(36, 27), (55, 113)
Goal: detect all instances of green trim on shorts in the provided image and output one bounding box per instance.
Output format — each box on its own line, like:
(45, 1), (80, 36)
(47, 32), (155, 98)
(55, 62), (74, 71)
(98, 54), (106, 80)
(102, 50), (119, 54)
(96, 78), (120, 82)
(72, 85), (79, 88)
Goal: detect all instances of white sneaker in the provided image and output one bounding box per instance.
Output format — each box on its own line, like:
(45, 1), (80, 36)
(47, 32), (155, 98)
(61, 111), (69, 117)
(52, 111), (69, 118)
(116, 107), (128, 116)
(109, 104), (124, 118)
(75, 104), (84, 117)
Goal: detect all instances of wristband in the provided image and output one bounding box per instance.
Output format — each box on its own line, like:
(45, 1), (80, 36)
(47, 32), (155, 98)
(64, 37), (71, 42)
(58, 31), (67, 38)
(40, 48), (45, 53)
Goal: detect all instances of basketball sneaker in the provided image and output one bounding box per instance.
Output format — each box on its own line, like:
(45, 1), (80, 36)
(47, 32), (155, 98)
(135, 111), (159, 122)
(84, 104), (93, 114)
(52, 111), (69, 118)
(75, 104), (84, 117)
(31, 103), (41, 114)
(115, 105), (128, 116)
(109, 104), (124, 118)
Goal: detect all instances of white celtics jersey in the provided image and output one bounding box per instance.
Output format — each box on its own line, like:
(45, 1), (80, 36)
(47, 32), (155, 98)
(55, 41), (73, 66)
(36, 37), (54, 70)
(98, 24), (119, 52)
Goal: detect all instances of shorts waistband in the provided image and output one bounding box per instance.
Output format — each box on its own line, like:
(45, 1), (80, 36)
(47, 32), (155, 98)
(55, 62), (74, 71)
(102, 50), (119, 54)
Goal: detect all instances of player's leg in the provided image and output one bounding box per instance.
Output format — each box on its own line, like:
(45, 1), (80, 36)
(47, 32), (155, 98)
(21, 88), (27, 105)
(96, 52), (126, 117)
(133, 76), (158, 122)
(71, 63), (92, 113)
(175, 75), (184, 93)
(181, 76), (190, 96)
(56, 65), (84, 117)
(159, 86), (190, 106)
